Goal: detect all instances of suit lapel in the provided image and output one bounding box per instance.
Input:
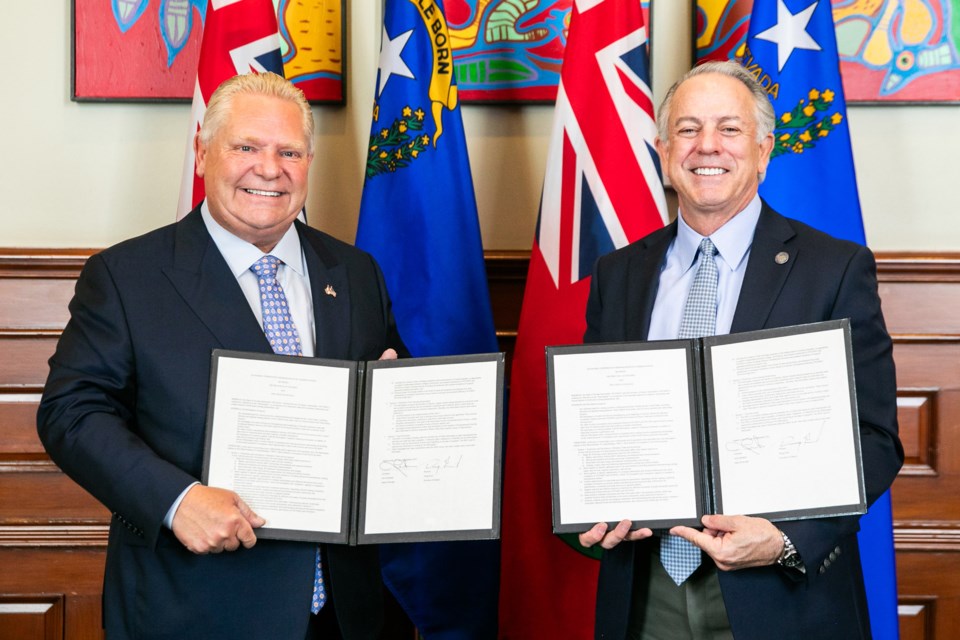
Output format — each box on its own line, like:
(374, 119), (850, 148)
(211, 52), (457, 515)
(730, 204), (798, 333)
(627, 224), (676, 341)
(162, 209), (271, 353)
(299, 223), (352, 360)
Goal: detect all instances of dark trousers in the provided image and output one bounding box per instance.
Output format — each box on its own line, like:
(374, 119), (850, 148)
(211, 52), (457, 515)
(627, 542), (733, 640)
(305, 602), (343, 640)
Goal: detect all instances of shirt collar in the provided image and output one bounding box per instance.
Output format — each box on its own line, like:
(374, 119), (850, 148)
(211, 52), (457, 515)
(675, 194), (762, 272)
(200, 201), (306, 278)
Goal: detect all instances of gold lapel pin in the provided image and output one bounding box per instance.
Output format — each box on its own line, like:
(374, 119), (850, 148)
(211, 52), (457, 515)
(324, 284), (337, 298)
(775, 251), (789, 265)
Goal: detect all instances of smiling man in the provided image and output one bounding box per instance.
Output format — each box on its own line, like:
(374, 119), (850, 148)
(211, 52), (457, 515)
(38, 73), (406, 639)
(578, 61), (902, 639)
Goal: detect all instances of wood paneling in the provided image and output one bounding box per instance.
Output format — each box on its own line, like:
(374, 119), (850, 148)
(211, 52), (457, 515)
(877, 256), (960, 638)
(4, 249), (960, 638)
(0, 251), (105, 640)
(0, 596), (65, 640)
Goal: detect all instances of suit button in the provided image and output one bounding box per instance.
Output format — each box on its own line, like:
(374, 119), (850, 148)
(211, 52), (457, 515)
(828, 551), (837, 562)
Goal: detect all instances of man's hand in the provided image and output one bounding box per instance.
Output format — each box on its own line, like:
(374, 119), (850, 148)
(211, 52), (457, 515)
(379, 348), (398, 360)
(171, 485), (266, 554)
(579, 519), (653, 550)
(669, 514), (783, 571)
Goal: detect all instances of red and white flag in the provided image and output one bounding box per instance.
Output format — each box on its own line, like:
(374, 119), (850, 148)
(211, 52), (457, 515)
(498, 1), (666, 637)
(177, 0), (283, 219)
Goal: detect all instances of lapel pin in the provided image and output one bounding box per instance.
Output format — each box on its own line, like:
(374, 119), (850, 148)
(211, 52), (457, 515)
(324, 284), (337, 298)
(775, 251), (789, 265)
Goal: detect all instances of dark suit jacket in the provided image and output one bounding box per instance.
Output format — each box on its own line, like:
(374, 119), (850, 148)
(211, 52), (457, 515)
(37, 208), (407, 639)
(585, 204), (903, 640)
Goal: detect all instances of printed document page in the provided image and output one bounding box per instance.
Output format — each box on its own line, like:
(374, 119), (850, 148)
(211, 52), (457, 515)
(709, 327), (861, 515)
(361, 359), (500, 535)
(552, 346), (699, 527)
(206, 355), (351, 535)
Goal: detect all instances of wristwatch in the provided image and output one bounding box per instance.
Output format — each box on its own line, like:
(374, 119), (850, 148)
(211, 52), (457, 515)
(777, 529), (805, 572)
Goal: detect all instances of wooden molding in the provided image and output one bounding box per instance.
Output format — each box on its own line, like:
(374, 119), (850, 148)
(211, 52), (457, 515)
(895, 524), (960, 552)
(5, 249), (959, 280)
(0, 525), (108, 549)
(0, 250), (94, 279)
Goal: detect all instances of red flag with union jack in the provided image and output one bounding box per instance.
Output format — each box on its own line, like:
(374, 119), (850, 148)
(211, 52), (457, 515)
(498, 1), (666, 636)
(177, 0), (284, 219)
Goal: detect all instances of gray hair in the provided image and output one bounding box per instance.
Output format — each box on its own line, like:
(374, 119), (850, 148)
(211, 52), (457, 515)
(199, 72), (315, 154)
(656, 61), (775, 144)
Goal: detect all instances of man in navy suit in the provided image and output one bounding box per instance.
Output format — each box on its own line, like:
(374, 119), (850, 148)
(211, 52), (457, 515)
(38, 73), (406, 639)
(578, 61), (902, 639)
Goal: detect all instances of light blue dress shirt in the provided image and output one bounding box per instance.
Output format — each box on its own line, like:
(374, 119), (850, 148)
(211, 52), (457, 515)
(647, 195), (762, 341)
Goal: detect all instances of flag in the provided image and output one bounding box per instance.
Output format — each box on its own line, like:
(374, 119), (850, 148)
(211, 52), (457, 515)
(355, 0), (500, 636)
(177, 0), (283, 219)
(498, 1), (667, 637)
(744, 2), (899, 638)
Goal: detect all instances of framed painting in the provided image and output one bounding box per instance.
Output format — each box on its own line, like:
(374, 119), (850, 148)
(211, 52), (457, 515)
(694, 0), (960, 103)
(72, 0), (345, 103)
(450, 0), (652, 103)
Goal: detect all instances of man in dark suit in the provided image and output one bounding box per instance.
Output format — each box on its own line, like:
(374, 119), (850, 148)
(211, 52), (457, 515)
(578, 61), (902, 639)
(37, 73), (406, 639)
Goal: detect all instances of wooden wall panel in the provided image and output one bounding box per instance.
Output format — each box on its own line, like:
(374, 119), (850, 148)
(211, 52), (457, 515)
(4, 249), (960, 639)
(0, 337), (60, 388)
(0, 394), (45, 458)
(0, 596), (64, 640)
(0, 251), (107, 640)
(0, 551), (104, 640)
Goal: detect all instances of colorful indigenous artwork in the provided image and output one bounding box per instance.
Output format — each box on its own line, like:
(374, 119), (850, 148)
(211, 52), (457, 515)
(73, 0), (344, 102)
(695, 0), (960, 102)
(449, 0), (651, 102)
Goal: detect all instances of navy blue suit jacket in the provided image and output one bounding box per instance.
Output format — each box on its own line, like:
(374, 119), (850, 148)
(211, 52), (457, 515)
(38, 208), (407, 639)
(585, 204), (903, 640)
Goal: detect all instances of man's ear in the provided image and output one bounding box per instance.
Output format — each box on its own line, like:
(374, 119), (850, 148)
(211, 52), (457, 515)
(757, 132), (774, 175)
(654, 136), (669, 167)
(193, 133), (206, 178)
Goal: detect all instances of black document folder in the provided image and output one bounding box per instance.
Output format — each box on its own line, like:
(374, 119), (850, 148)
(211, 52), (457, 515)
(547, 320), (865, 534)
(202, 350), (504, 545)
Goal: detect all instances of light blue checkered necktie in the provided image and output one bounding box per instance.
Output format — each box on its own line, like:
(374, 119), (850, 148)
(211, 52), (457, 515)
(660, 237), (718, 586)
(249, 255), (326, 613)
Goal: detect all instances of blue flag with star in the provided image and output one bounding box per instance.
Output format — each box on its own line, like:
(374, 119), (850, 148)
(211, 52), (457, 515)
(744, 0), (864, 242)
(745, 2), (898, 639)
(356, 0), (499, 637)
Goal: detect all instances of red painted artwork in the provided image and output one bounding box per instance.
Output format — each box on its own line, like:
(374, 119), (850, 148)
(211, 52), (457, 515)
(73, 0), (344, 102)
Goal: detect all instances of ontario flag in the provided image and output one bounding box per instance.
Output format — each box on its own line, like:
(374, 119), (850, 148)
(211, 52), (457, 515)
(177, 0), (283, 219)
(498, 1), (667, 637)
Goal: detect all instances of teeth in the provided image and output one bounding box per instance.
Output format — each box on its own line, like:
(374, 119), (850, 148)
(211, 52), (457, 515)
(693, 167), (726, 176)
(244, 189), (281, 197)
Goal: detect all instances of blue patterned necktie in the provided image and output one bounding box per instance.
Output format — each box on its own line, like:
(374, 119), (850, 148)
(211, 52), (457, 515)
(250, 255), (303, 356)
(249, 255), (326, 613)
(660, 237), (718, 586)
